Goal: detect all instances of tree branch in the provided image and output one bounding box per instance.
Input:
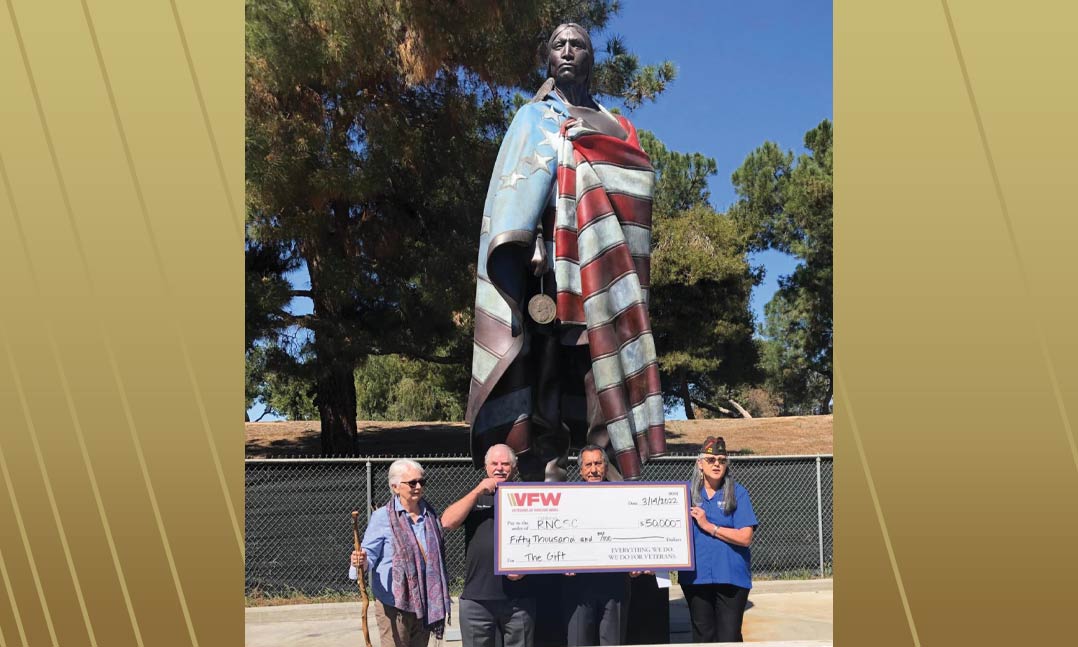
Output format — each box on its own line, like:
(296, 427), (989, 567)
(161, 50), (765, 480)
(728, 398), (753, 419)
(689, 396), (727, 416)
(365, 347), (467, 365)
(689, 396), (748, 419)
(408, 353), (467, 365)
(279, 311), (313, 327)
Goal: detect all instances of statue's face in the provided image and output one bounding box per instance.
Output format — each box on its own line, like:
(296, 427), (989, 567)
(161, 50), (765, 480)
(548, 26), (591, 88)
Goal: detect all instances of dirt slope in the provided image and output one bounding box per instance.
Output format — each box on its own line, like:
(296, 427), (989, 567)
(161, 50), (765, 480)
(246, 415), (832, 458)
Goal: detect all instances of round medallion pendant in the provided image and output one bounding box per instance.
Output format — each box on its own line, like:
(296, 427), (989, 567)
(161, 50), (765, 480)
(527, 294), (557, 325)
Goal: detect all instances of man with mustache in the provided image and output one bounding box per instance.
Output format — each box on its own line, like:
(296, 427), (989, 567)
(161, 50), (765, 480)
(560, 445), (640, 646)
(443, 444), (534, 647)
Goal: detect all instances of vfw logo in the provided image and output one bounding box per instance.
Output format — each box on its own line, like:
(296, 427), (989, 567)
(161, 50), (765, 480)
(507, 491), (562, 507)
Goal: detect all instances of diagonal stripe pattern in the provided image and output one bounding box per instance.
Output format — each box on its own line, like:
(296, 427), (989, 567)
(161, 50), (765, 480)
(0, 0), (242, 644)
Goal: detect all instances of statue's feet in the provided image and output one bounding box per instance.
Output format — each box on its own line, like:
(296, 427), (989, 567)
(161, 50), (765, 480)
(516, 451), (546, 482)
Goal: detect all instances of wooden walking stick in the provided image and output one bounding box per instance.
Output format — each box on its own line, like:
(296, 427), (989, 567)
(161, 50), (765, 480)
(351, 510), (372, 647)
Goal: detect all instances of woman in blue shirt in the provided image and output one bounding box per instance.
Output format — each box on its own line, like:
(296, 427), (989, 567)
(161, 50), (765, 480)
(350, 459), (451, 647)
(680, 437), (759, 643)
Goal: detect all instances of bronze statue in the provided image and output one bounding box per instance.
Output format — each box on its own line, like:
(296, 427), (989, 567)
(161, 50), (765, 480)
(467, 24), (666, 482)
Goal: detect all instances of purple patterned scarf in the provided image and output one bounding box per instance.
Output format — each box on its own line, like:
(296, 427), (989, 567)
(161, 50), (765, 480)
(386, 497), (450, 638)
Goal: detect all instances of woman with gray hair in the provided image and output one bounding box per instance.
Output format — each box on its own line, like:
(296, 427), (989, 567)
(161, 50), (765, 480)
(349, 459), (450, 647)
(679, 437), (759, 643)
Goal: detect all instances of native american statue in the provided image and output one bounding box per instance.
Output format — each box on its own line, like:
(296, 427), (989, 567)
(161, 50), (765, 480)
(467, 23), (666, 482)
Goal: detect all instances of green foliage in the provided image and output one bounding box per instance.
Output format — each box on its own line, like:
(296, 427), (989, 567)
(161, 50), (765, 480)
(591, 36), (677, 109)
(355, 355), (467, 422)
(245, 241), (296, 349)
(245, 347), (263, 414)
(246, 344), (319, 420)
(759, 294), (831, 415)
(641, 131), (759, 418)
(638, 131), (717, 218)
(731, 120), (833, 414)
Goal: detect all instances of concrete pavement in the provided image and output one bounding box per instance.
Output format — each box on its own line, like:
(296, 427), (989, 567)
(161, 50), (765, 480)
(245, 578), (832, 646)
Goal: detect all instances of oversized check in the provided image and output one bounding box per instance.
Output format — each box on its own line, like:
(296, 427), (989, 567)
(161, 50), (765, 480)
(494, 482), (694, 574)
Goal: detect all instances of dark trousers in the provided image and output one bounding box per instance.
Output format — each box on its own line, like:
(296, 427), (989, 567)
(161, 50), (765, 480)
(562, 575), (629, 646)
(625, 574), (669, 645)
(681, 583), (750, 643)
(459, 597), (535, 647)
(564, 595), (626, 646)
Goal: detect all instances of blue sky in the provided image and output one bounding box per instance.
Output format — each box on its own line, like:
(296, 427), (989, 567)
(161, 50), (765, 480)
(248, 1), (832, 422)
(605, 0), (833, 324)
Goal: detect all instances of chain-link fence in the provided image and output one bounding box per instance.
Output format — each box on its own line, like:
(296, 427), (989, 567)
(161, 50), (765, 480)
(245, 454), (833, 595)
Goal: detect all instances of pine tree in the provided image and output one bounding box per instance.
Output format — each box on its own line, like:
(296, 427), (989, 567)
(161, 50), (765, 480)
(731, 120), (833, 414)
(640, 132), (759, 419)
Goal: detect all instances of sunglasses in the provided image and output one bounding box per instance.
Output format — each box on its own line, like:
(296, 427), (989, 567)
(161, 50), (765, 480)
(398, 479), (427, 488)
(700, 456), (728, 466)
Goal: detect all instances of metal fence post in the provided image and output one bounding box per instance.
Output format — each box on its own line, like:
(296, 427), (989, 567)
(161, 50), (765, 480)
(816, 455), (824, 576)
(366, 460), (373, 524)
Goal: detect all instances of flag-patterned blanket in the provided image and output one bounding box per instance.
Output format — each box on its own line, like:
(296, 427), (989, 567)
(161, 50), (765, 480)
(467, 93), (666, 479)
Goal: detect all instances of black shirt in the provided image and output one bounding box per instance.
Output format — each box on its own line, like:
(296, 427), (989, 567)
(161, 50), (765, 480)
(461, 494), (532, 601)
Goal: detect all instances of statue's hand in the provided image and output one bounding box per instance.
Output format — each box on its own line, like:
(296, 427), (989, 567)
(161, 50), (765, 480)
(530, 231), (548, 276)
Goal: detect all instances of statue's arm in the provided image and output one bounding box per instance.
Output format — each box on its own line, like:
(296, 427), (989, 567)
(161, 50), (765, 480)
(481, 103), (559, 311)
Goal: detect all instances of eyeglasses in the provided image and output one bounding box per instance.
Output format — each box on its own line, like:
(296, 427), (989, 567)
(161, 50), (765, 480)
(700, 456), (727, 466)
(399, 479), (427, 488)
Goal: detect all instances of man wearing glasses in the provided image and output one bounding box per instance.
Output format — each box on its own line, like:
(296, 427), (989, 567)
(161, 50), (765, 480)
(442, 445), (535, 647)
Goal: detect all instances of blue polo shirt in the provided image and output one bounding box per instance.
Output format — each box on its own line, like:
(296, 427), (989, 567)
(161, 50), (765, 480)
(679, 483), (758, 590)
